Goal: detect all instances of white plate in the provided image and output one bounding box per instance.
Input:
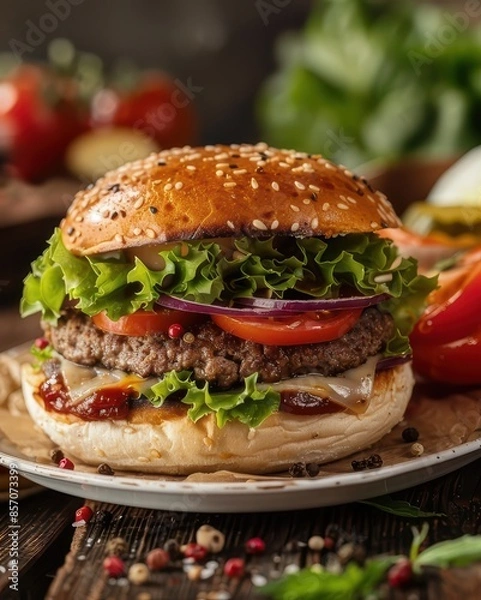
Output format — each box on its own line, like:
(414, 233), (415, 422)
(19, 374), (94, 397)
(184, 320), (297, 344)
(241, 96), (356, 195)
(2, 343), (481, 512)
(1, 435), (481, 513)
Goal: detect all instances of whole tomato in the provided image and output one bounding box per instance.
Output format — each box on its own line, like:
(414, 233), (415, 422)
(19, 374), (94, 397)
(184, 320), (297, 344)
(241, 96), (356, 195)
(0, 64), (88, 181)
(410, 246), (481, 385)
(91, 72), (197, 149)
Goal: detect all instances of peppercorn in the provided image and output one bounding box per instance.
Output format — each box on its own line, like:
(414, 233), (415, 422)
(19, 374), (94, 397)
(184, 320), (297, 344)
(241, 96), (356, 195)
(402, 427), (419, 443)
(94, 509), (113, 527)
(146, 547), (170, 570)
(128, 562), (150, 585)
(305, 462), (321, 477)
(183, 542), (207, 562)
(245, 537), (266, 555)
(307, 535), (325, 551)
(366, 454), (383, 469)
(163, 538), (181, 559)
(410, 442), (424, 457)
(58, 457), (75, 470)
(105, 536), (128, 557)
(34, 337), (49, 349)
(74, 505), (93, 525)
(351, 459), (367, 471)
(224, 557), (245, 578)
(388, 559), (412, 588)
(196, 525), (225, 553)
(168, 323), (184, 339)
(288, 462), (307, 477)
(103, 555), (125, 578)
(50, 448), (64, 464)
(97, 462), (115, 476)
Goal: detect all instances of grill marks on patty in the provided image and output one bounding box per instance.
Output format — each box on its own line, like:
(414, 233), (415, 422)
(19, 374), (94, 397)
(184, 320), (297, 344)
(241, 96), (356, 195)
(44, 308), (394, 389)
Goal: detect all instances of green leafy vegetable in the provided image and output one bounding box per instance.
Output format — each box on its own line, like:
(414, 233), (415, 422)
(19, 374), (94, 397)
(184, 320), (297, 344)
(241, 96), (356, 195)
(20, 229), (436, 358)
(360, 496), (445, 518)
(258, 0), (481, 166)
(30, 342), (53, 371)
(414, 535), (481, 570)
(146, 370), (280, 428)
(261, 557), (398, 600)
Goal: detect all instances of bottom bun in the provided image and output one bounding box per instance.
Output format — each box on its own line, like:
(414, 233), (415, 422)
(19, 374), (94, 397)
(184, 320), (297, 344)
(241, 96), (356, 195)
(22, 363), (414, 475)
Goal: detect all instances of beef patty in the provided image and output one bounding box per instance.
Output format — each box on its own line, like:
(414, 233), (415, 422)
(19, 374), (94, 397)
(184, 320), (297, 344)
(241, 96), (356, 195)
(44, 308), (394, 389)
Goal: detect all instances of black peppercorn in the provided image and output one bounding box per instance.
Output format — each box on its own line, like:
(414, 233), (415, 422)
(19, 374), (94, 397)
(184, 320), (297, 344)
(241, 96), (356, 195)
(288, 462), (307, 477)
(50, 448), (64, 464)
(402, 427), (419, 443)
(351, 459), (367, 471)
(97, 463), (115, 476)
(366, 454), (383, 469)
(306, 462), (321, 477)
(163, 538), (181, 559)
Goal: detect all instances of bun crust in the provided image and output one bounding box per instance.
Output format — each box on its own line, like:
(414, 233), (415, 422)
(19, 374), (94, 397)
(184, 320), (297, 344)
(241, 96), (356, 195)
(22, 363), (413, 475)
(61, 143), (400, 256)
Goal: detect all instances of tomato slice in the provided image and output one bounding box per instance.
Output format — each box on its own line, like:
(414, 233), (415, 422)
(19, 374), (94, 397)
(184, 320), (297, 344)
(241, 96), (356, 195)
(211, 309), (362, 346)
(91, 308), (201, 336)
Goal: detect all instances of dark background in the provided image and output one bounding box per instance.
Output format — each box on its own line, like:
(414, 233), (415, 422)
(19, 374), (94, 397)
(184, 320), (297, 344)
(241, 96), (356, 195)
(0, 0), (312, 143)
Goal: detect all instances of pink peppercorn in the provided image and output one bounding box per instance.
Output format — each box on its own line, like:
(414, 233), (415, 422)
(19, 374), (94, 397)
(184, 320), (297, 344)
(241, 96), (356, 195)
(245, 537), (266, 555)
(58, 457), (75, 470)
(168, 323), (184, 339)
(103, 555), (125, 578)
(224, 557), (245, 578)
(34, 337), (49, 349)
(74, 505), (93, 524)
(146, 548), (170, 571)
(183, 543), (207, 561)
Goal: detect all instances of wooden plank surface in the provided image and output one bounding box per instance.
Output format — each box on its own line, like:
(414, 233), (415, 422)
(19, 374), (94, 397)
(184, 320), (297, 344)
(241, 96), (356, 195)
(37, 457), (481, 600)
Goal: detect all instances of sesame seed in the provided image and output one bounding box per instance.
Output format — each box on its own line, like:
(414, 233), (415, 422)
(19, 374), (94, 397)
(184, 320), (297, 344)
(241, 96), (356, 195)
(271, 181), (280, 191)
(271, 219), (279, 230)
(322, 202), (330, 211)
(145, 228), (156, 239)
(175, 181), (184, 190)
(291, 222), (300, 232)
(294, 181), (306, 190)
(302, 198), (311, 205)
(290, 204), (300, 212)
(214, 153), (229, 160)
(227, 220), (235, 230)
(373, 273), (393, 283)
(370, 221), (379, 228)
(216, 162), (229, 168)
(251, 177), (259, 189)
(324, 162), (334, 170)
(337, 203), (349, 210)
(279, 162), (290, 168)
(133, 198), (144, 209)
(347, 196), (357, 204)
(216, 170), (224, 177)
(344, 169), (353, 177)
(252, 219), (268, 231)
(186, 165), (196, 171)
(224, 181), (237, 188)
(114, 234), (124, 243)
(233, 169), (247, 175)
(311, 217), (319, 229)
(133, 227), (142, 236)
(309, 184), (320, 192)
(163, 183), (173, 192)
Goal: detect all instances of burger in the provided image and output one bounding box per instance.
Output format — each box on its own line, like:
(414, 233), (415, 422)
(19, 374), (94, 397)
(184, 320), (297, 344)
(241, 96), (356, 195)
(20, 143), (435, 475)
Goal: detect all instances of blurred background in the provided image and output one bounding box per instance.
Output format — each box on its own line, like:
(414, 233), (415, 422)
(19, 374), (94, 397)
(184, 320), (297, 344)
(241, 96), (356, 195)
(1, 0), (481, 303)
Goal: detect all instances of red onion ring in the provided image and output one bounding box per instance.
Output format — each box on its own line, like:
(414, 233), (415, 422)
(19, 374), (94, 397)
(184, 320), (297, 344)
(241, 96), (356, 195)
(236, 293), (391, 312)
(155, 295), (288, 317)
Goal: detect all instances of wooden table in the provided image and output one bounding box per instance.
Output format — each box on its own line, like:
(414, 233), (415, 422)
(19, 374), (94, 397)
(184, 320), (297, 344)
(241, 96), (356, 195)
(2, 303), (481, 600)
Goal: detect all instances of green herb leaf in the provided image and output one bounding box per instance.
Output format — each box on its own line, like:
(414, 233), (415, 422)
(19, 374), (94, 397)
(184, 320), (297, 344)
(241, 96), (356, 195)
(261, 557), (398, 600)
(30, 342), (53, 370)
(415, 535), (481, 570)
(360, 496), (445, 518)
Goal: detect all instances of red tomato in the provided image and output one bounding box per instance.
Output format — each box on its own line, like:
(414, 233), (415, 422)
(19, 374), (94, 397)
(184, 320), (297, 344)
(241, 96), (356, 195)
(211, 309), (362, 346)
(0, 64), (87, 181)
(92, 308), (201, 336)
(91, 73), (197, 149)
(410, 249), (481, 384)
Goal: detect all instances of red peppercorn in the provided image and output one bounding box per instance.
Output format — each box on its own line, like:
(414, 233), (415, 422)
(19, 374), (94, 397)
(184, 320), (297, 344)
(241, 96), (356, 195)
(146, 548), (170, 571)
(323, 536), (335, 550)
(168, 323), (184, 339)
(34, 337), (49, 349)
(245, 537), (266, 555)
(58, 457), (75, 470)
(103, 555), (125, 578)
(224, 557), (245, 578)
(183, 543), (207, 561)
(388, 559), (413, 588)
(74, 505), (93, 524)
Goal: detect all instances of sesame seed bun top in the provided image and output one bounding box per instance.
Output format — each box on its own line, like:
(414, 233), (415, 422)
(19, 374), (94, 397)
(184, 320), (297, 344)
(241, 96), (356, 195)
(61, 143), (401, 256)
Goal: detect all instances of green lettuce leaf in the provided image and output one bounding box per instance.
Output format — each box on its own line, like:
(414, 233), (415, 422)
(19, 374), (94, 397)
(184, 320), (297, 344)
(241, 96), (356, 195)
(145, 370), (280, 428)
(20, 229), (436, 356)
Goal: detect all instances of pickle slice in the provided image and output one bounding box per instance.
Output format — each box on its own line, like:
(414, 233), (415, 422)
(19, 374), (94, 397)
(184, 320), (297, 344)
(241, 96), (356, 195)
(403, 202), (481, 238)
